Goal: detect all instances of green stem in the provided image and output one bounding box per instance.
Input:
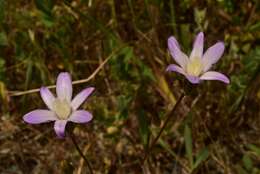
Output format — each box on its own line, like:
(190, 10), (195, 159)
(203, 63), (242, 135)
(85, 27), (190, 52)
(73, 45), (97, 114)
(169, 0), (177, 36)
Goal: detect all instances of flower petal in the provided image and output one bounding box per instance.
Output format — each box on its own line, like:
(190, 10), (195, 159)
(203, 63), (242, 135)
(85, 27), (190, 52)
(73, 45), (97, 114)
(190, 32), (204, 60)
(69, 110), (93, 123)
(56, 72), (72, 102)
(23, 110), (57, 124)
(54, 120), (68, 138)
(202, 42), (225, 72)
(40, 87), (55, 110)
(71, 87), (95, 110)
(168, 36), (189, 68)
(166, 64), (186, 76)
(185, 75), (201, 84)
(200, 71), (230, 84)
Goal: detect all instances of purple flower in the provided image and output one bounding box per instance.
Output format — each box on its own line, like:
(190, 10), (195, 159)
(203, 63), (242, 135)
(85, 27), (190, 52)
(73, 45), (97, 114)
(166, 32), (230, 84)
(23, 72), (94, 138)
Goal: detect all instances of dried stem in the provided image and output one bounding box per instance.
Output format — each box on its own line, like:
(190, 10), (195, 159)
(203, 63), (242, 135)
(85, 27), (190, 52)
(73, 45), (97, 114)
(8, 46), (124, 97)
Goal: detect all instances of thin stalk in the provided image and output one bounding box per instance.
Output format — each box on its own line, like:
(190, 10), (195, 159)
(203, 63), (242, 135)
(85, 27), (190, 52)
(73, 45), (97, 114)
(69, 132), (93, 174)
(169, 0), (177, 36)
(142, 92), (185, 163)
(110, 0), (118, 28)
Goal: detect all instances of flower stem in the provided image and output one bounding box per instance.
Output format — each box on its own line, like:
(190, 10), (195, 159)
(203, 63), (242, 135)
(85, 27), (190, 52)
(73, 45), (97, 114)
(69, 131), (93, 174)
(142, 92), (185, 163)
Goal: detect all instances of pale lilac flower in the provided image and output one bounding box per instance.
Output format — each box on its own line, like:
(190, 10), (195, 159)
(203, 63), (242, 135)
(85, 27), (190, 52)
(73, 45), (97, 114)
(23, 72), (94, 138)
(166, 32), (230, 84)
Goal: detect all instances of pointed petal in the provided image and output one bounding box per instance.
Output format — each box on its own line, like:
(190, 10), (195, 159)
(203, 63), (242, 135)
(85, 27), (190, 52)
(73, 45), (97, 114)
(69, 110), (93, 123)
(54, 120), (67, 138)
(200, 71), (230, 84)
(190, 32), (204, 60)
(56, 72), (72, 102)
(71, 87), (95, 110)
(168, 36), (189, 68)
(40, 87), (55, 110)
(168, 36), (180, 48)
(185, 75), (201, 84)
(202, 42), (225, 72)
(23, 110), (57, 124)
(166, 64), (186, 75)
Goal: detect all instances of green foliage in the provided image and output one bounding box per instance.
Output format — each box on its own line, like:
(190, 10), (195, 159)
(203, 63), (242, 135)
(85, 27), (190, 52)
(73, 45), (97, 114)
(247, 144), (260, 156)
(116, 95), (132, 120)
(193, 148), (209, 170)
(137, 109), (150, 146)
(184, 124), (193, 168)
(0, 0), (5, 24)
(184, 125), (209, 171)
(34, 0), (55, 27)
(228, 47), (260, 113)
(1, 0), (260, 173)
(242, 154), (253, 171)
(0, 32), (8, 46)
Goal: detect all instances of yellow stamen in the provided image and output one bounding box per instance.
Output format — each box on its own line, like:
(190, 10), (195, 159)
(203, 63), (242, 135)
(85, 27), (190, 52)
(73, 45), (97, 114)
(53, 99), (71, 120)
(186, 57), (203, 76)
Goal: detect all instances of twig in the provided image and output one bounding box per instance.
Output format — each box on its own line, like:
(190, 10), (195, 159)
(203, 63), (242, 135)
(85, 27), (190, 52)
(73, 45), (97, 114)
(8, 47), (123, 97)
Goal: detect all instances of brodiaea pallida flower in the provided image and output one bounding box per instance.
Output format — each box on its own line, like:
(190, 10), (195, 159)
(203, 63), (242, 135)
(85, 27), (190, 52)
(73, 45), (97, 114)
(166, 32), (230, 84)
(23, 72), (94, 138)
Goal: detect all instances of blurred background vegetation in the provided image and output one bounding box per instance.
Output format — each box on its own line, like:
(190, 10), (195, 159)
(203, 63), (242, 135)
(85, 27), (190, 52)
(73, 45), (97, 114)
(0, 0), (260, 173)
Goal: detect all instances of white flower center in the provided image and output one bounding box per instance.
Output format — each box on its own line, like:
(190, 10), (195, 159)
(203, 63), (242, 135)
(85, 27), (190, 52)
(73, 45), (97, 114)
(53, 99), (71, 120)
(186, 57), (203, 76)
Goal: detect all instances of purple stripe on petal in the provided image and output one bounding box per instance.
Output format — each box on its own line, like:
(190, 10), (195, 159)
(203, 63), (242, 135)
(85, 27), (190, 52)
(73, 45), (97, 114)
(202, 42), (225, 72)
(69, 110), (93, 123)
(40, 87), (55, 110)
(23, 110), (57, 124)
(200, 71), (230, 84)
(54, 120), (67, 138)
(190, 32), (204, 60)
(185, 75), (201, 84)
(168, 36), (189, 68)
(56, 72), (72, 102)
(71, 87), (95, 110)
(166, 64), (186, 76)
